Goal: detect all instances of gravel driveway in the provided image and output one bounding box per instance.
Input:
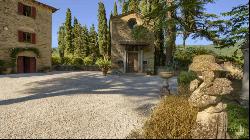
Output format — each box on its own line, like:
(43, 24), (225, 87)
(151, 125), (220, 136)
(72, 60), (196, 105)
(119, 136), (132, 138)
(0, 71), (177, 139)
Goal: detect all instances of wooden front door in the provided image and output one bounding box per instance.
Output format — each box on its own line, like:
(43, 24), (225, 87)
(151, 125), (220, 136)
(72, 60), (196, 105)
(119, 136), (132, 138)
(17, 56), (24, 73)
(127, 52), (138, 73)
(17, 56), (36, 73)
(29, 57), (36, 73)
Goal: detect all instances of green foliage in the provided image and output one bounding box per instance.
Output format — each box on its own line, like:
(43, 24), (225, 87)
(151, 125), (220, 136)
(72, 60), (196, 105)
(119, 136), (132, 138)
(9, 47), (40, 59)
(122, 1), (128, 14)
(131, 25), (149, 40)
(113, 1), (118, 16)
(174, 47), (215, 69)
(58, 24), (66, 58)
(217, 55), (244, 69)
(83, 56), (94, 66)
(95, 58), (111, 69)
(89, 24), (100, 59)
(65, 8), (73, 55)
(128, 0), (139, 12)
(51, 56), (61, 66)
(219, 2), (249, 47)
(177, 71), (197, 86)
(142, 95), (198, 139)
(227, 103), (249, 139)
(71, 57), (84, 66)
(61, 56), (72, 65)
(98, 1), (109, 59)
(0, 60), (5, 74)
(0, 60), (5, 67)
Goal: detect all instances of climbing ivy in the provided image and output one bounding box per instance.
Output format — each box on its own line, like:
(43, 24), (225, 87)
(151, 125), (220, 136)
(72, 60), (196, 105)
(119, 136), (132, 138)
(9, 47), (40, 59)
(131, 25), (149, 40)
(9, 47), (40, 69)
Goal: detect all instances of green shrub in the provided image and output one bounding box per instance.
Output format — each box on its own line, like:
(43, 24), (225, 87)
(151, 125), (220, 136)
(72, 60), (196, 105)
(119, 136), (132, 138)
(227, 103), (249, 139)
(0, 60), (5, 67)
(142, 95), (198, 139)
(83, 56), (94, 66)
(71, 57), (84, 66)
(61, 56), (72, 65)
(178, 71), (197, 86)
(217, 55), (244, 69)
(174, 47), (215, 70)
(95, 58), (111, 70)
(51, 56), (61, 65)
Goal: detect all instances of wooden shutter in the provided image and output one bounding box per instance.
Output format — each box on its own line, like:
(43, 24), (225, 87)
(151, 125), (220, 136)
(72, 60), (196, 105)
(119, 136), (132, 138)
(18, 31), (23, 42)
(18, 2), (23, 15)
(32, 7), (36, 19)
(32, 33), (36, 44)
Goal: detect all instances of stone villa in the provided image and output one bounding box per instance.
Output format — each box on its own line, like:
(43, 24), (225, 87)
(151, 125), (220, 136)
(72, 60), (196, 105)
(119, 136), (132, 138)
(0, 0), (57, 73)
(110, 12), (155, 73)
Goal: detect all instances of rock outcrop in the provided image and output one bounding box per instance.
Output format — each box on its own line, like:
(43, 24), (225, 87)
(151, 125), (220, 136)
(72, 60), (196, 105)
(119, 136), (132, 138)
(188, 55), (233, 139)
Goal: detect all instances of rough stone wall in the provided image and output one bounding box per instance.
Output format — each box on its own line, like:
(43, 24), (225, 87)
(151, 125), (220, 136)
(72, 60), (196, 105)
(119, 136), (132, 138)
(110, 13), (155, 73)
(0, 0), (53, 72)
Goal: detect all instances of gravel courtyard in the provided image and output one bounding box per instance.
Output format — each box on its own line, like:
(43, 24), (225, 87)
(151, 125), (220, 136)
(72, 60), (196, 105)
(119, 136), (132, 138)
(0, 71), (177, 139)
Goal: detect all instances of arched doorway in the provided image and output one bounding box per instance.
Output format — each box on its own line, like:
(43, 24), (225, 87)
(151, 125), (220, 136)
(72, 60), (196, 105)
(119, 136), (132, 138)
(17, 56), (36, 73)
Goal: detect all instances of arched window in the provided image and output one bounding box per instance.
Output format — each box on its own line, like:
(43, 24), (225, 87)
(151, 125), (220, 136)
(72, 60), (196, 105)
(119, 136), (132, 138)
(128, 18), (137, 29)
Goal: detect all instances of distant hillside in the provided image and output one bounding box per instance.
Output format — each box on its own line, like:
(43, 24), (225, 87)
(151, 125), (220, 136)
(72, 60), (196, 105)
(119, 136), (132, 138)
(176, 45), (243, 57)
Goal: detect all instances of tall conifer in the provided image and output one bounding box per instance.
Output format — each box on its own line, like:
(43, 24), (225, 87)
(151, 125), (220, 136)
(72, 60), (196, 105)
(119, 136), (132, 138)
(65, 8), (73, 56)
(98, 2), (109, 59)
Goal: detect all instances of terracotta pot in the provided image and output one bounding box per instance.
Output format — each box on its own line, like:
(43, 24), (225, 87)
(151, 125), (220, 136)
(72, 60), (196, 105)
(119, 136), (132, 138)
(159, 71), (174, 79)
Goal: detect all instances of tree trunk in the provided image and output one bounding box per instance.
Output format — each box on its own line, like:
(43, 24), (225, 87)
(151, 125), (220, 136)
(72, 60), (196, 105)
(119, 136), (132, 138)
(165, 0), (176, 65)
(241, 38), (249, 110)
(183, 31), (188, 49)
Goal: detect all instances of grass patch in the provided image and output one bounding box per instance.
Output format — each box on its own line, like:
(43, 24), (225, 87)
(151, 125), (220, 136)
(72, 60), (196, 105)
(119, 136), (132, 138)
(227, 103), (249, 139)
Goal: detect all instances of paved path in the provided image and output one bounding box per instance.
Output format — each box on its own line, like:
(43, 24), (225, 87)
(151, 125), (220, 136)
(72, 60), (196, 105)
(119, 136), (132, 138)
(0, 71), (177, 139)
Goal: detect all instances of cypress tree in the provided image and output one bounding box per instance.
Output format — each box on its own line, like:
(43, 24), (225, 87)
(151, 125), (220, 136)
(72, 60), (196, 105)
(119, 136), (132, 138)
(107, 13), (113, 59)
(65, 8), (73, 56)
(73, 17), (83, 58)
(113, 1), (118, 16)
(58, 24), (66, 59)
(89, 24), (99, 58)
(98, 1), (109, 59)
(82, 25), (89, 57)
(128, 0), (139, 12)
(122, 1), (128, 14)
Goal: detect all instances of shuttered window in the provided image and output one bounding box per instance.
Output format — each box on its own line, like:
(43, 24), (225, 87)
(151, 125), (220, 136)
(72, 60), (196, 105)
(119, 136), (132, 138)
(18, 31), (36, 44)
(18, 2), (36, 19)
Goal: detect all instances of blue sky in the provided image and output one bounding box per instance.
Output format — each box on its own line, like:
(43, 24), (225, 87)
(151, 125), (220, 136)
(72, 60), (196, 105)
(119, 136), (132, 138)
(38, 0), (248, 48)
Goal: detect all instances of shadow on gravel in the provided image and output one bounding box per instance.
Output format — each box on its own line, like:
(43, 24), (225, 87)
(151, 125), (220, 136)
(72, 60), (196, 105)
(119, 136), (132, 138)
(0, 72), (166, 106)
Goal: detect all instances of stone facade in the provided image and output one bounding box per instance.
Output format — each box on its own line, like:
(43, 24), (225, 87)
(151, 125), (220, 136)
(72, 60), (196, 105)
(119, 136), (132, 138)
(0, 0), (57, 73)
(110, 12), (155, 73)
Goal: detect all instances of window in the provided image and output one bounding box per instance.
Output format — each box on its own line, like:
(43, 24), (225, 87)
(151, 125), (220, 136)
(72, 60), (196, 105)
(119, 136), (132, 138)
(18, 2), (36, 18)
(23, 5), (31, 17)
(128, 18), (137, 29)
(23, 32), (31, 43)
(18, 31), (36, 44)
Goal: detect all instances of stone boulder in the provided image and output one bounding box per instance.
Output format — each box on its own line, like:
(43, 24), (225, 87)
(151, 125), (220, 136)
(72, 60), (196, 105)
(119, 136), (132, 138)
(188, 55), (233, 139)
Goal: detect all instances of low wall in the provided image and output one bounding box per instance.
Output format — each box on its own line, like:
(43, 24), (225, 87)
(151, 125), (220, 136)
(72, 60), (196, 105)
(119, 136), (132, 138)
(52, 65), (101, 71)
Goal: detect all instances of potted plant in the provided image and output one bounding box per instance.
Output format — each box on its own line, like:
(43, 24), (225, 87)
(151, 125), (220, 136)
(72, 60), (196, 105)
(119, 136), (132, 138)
(95, 58), (111, 76)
